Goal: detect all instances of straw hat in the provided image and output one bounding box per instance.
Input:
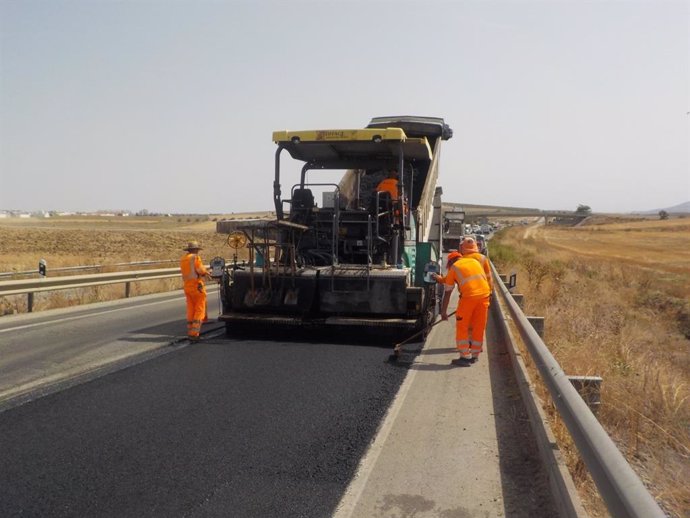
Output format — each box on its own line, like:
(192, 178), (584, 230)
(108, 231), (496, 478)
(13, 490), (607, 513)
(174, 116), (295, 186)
(183, 241), (203, 251)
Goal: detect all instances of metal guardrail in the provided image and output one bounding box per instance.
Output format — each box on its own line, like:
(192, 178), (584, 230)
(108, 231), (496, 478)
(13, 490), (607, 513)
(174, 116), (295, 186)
(0, 268), (181, 296)
(491, 262), (666, 518)
(0, 260), (179, 279)
(0, 268), (183, 312)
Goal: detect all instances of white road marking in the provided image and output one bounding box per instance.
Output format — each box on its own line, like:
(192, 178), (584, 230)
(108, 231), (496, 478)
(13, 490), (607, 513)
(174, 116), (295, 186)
(332, 346), (424, 518)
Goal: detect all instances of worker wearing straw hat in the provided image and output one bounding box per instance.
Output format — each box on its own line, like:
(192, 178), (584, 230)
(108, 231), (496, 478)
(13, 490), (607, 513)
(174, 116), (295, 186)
(180, 241), (211, 342)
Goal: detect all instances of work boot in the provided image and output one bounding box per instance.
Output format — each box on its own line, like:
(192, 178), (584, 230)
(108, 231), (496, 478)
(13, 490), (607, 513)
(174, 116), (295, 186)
(471, 356), (479, 364)
(189, 336), (201, 343)
(451, 357), (473, 367)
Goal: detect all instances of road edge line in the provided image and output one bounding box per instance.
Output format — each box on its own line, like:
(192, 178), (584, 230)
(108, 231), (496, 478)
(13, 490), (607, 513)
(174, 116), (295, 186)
(332, 330), (436, 518)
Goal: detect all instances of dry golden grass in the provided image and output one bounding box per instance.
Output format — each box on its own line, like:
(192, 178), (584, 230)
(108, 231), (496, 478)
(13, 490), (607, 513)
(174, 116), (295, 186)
(533, 218), (690, 286)
(492, 217), (690, 518)
(0, 215), (255, 314)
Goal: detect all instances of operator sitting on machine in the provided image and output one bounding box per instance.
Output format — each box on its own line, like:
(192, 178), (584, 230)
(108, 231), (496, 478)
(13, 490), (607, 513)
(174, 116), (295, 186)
(375, 168), (408, 220)
(376, 168), (400, 201)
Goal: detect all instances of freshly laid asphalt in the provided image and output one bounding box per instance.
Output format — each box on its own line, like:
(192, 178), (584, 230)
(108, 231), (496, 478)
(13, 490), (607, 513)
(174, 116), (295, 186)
(0, 335), (408, 517)
(0, 285), (561, 518)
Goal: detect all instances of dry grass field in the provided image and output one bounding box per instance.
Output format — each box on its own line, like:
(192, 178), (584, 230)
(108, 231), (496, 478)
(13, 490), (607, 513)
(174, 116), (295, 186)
(2, 213), (687, 515)
(491, 217), (689, 518)
(0, 214), (264, 314)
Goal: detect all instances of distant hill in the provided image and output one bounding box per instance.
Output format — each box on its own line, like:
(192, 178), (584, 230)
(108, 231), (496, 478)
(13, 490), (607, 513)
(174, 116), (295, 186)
(635, 201), (690, 215)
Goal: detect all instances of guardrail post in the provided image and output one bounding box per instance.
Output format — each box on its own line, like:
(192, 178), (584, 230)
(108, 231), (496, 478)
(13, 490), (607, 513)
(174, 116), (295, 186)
(125, 282), (131, 298)
(527, 316), (545, 339)
(511, 293), (524, 310)
(498, 273), (517, 291)
(28, 292), (34, 313)
(568, 376), (603, 416)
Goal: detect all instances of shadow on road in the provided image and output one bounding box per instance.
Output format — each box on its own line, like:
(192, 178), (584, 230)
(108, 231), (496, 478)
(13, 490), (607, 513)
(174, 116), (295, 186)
(487, 304), (559, 517)
(219, 324), (406, 350)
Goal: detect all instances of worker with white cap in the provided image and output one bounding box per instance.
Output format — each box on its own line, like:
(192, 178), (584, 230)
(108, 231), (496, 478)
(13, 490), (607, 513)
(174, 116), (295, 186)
(434, 250), (491, 366)
(460, 236), (493, 295)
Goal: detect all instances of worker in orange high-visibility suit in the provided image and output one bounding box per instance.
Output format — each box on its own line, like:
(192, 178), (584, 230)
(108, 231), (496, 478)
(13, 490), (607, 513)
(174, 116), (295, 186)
(433, 251), (473, 347)
(460, 237), (493, 296)
(180, 241), (210, 342)
(436, 251), (491, 366)
(433, 250), (463, 284)
(376, 168), (400, 201)
(376, 168), (408, 218)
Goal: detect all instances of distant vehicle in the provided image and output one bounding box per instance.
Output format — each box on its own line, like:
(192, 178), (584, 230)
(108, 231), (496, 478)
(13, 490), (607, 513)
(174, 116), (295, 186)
(442, 210), (466, 252)
(471, 224), (481, 233)
(480, 224), (491, 234)
(475, 234), (488, 255)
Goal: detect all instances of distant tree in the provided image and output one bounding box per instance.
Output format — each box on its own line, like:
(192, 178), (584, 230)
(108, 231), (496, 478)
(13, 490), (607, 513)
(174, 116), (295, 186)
(136, 209), (149, 216)
(575, 204), (592, 215)
(659, 210), (669, 220)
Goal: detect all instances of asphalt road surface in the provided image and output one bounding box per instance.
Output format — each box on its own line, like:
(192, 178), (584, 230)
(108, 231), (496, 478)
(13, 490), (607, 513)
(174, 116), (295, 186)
(0, 285), (562, 518)
(0, 289), (223, 408)
(0, 329), (407, 517)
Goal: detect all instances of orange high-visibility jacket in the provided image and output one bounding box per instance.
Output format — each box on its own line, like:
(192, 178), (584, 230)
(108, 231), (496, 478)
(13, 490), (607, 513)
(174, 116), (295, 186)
(462, 252), (493, 292)
(180, 253), (208, 287)
(443, 257), (490, 298)
(376, 178), (399, 201)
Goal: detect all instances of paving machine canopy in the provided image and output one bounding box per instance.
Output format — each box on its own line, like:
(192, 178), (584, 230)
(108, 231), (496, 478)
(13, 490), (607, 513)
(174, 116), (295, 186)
(273, 128), (432, 167)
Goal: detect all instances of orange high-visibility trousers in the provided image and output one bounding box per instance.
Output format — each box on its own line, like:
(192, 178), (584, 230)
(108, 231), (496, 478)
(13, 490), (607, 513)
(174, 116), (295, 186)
(455, 295), (490, 358)
(184, 282), (207, 338)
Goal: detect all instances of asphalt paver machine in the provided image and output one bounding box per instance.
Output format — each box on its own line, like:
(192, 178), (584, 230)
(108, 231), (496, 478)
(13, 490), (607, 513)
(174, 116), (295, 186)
(218, 116), (453, 339)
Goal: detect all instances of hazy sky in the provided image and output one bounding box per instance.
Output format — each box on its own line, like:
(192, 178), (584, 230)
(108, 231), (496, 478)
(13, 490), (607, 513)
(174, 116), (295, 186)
(1, 0), (688, 214)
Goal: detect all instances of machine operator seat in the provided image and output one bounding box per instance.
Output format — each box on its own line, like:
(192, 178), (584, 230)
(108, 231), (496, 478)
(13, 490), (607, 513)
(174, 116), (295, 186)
(292, 188), (315, 210)
(290, 188), (315, 226)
